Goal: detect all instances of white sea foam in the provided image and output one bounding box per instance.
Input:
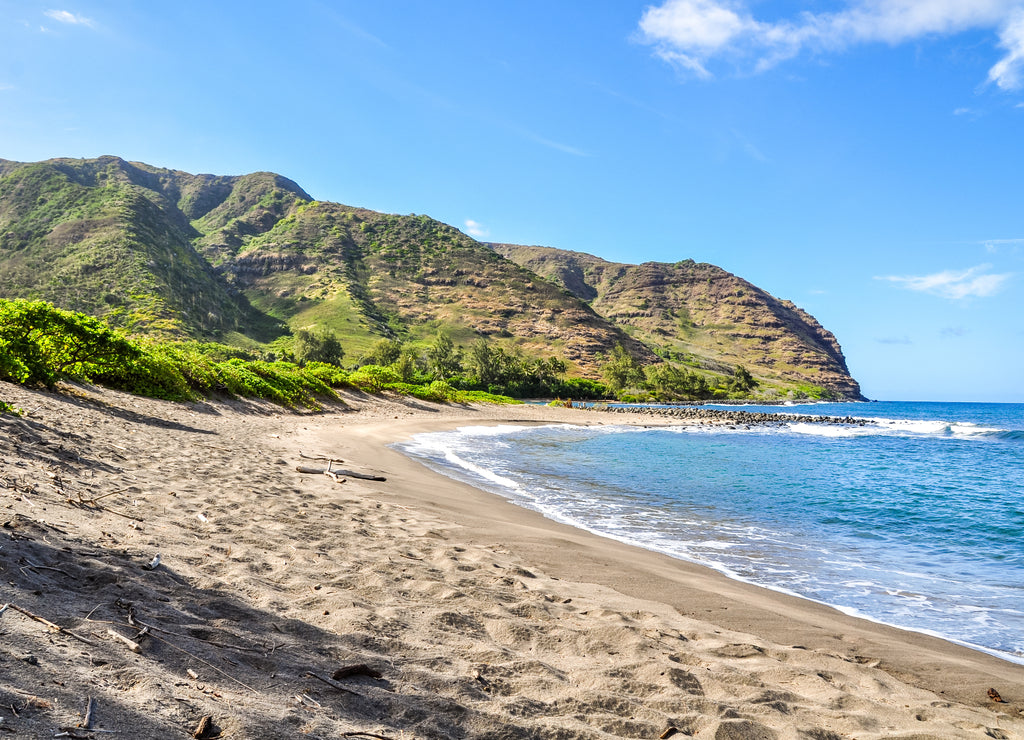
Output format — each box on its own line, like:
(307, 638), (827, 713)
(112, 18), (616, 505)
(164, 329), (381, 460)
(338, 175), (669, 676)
(787, 422), (874, 438)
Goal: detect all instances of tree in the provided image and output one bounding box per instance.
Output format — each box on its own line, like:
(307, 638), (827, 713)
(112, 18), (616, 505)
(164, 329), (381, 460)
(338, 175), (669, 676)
(392, 349), (423, 382)
(360, 338), (402, 368)
(426, 332), (463, 380)
(600, 344), (644, 394)
(645, 363), (687, 398)
(729, 365), (757, 393)
(293, 328), (344, 366)
(467, 339), (502, 387)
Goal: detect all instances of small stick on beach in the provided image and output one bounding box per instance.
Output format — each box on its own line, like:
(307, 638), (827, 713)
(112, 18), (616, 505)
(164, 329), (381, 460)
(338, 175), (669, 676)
(80, 696), (95, 729)
(106, 628), (142, 653)
(305, 671), (361, 696)
(6, 603), (98, 647)
(192, 715), (214, 739)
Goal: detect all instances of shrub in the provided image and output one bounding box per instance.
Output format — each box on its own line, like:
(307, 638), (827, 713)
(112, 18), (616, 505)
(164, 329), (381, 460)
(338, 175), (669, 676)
(0, 298), (141, 387)
(348, 364), (401, 392)
(294, 327), (344, 366)
(302, 361), (351, 387)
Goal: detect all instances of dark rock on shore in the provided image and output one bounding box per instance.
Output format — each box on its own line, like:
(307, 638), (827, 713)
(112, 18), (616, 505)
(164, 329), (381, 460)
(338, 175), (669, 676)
(596, 405), (867, 427)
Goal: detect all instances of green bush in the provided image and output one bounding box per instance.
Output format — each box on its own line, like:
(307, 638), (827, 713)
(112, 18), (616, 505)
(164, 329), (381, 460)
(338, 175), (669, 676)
(453, 389), (518, 404)
(348, 364), (401, 391)
(0, 298), (141, 387)
(91, 345), (196, 401)
(294, 327), (344, 366)
(302, 361), (351, 387)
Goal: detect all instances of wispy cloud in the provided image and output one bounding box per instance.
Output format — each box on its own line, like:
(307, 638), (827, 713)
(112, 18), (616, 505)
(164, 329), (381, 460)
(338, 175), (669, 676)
(729, 128), (769, 163)
(464, 219), (489, 239)
(44, 9), (95, 27)
(982, 237), (1024, 253)
(877, 336), (913, 345)
(940, 326), (970, 338)
(318, 7), (389, 49)
(638, 0), (1024, 89)
(876, 263), (1013, 299)
(513, 127), (591, 157)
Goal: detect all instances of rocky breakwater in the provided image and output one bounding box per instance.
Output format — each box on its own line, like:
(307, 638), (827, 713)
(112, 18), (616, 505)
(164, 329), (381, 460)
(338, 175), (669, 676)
(597, 405), (869, 427)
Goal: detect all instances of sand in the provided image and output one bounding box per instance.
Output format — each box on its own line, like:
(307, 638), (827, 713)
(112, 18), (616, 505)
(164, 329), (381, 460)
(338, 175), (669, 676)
(0, 381), (1021, 739)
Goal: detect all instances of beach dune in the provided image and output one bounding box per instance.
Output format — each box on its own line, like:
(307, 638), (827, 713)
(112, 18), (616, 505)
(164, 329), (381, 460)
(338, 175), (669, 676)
(0, 381), (1021, 739)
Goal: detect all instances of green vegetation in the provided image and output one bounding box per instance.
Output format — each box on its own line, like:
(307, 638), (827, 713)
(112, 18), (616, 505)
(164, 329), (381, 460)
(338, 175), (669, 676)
(293, 327), (344, 365)
(598, 343), (764, 402)
(0, 157), (863, 401)
(0, 298), (141, 388)
(0, 298), (521, 408)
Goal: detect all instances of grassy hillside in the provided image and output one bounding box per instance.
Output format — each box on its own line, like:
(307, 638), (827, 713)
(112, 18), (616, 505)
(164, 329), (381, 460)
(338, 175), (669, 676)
(0, 156), (863, 397)
(216, 202), (652, 368)
(0, 156), (277, 338)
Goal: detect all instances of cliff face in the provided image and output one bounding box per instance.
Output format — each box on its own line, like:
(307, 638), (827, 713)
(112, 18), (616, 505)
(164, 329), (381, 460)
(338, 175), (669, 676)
(491, 244), (862, 399)
(0, 156), (861, 396)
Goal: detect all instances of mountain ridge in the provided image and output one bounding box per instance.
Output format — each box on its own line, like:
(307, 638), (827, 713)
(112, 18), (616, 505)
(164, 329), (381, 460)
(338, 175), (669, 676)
(0, 156), (862, 399)
(490, 243), (861, 398)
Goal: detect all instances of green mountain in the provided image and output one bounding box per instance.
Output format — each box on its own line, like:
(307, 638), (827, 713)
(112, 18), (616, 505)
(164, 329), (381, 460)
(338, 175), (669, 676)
(0, 156), (862, 398)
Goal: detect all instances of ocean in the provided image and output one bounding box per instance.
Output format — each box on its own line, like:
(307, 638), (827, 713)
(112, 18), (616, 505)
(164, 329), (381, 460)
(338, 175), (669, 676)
(395, 401), (1024, 664)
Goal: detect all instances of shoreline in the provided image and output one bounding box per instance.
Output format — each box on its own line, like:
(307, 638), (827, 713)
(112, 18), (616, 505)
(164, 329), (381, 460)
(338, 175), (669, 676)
(2, 382), (1022, 738)
(389, 413), (1024, 670)
(331, 411), (1024, 701)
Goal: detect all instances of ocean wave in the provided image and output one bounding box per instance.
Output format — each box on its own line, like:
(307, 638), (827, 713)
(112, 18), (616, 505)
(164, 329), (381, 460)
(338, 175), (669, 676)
(784, 416), (1012, 440)
(995, 429), (1024, 441)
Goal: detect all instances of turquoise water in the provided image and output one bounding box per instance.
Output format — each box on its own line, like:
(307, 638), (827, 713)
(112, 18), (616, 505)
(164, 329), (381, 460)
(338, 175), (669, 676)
(396, 402), (1024, 663)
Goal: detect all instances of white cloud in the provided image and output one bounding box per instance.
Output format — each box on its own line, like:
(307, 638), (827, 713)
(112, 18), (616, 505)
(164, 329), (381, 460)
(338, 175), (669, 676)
(989, 8), (1024, 88)
(638, 0), (1024, 88)
(982, 237), (1024, 253)
(44, 9), (95, 27)
(877, 336), (913, 345)
(940, 326), (969, 338)
(876, 263), (1013, 299)
(464, 220), (489, 239)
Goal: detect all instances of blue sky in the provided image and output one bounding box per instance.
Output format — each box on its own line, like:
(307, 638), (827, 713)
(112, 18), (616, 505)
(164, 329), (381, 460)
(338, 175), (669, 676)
(1, 1), (1022, 401)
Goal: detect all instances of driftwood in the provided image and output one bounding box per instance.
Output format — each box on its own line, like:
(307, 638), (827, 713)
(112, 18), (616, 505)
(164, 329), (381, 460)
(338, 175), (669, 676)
(5, 603), (98, 647)
(295, 465), (386, 482)
(106, 628), (142, 653)
(80, 697), (95, 730)
(305, 671), (360, 696)
(299, 452), (342, 462)
(192, 715), (215, 739)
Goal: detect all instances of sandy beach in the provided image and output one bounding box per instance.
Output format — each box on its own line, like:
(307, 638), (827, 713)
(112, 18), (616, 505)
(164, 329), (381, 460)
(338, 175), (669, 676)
(1, 381), (1022, 739)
